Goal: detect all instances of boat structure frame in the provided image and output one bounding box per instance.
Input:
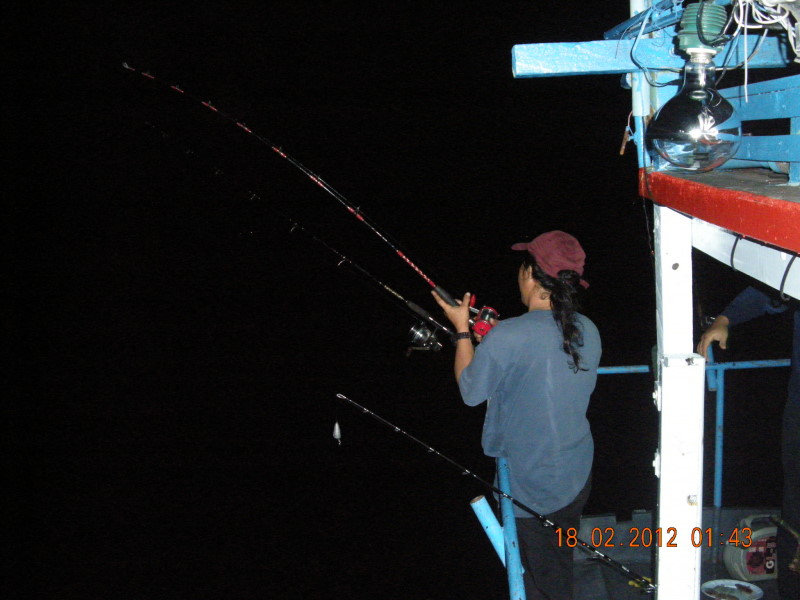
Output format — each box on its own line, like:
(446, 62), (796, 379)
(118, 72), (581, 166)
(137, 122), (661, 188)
(478, 1), (799, 598)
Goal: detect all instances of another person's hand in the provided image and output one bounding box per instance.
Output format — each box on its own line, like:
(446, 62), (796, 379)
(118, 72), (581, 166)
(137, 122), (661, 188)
(697, 315), (730, 360)
(431, 290), (472, 333)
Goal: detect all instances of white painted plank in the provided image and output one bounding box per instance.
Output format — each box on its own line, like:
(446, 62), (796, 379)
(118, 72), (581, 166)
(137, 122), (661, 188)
(692, 219), (799, 300)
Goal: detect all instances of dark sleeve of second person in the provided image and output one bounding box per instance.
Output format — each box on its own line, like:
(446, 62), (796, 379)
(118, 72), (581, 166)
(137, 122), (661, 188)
(721, 286), (798, 402)
(721, 286), (788, 326)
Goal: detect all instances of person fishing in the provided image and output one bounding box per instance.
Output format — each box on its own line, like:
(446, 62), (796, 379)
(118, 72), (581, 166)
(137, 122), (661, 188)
(432, 230), (601, 600)
(132, 64), (657, 594)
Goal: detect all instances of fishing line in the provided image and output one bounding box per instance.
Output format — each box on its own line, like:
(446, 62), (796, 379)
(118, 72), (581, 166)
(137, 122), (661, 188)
(137, 120), (455, 347)
(335, 392), (657, 593)
(280, 215), (455, 346)
(123, 63), (463, 308)
(125, 62), (653, 592)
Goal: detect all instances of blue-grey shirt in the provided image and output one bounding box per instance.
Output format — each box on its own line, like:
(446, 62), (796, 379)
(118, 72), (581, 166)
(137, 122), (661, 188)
(459, 310), (601, 516)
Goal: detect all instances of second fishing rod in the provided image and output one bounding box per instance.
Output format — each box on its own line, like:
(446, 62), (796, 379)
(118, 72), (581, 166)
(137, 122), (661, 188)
(123, 63), (499, 339)
(137, 120), (458, 352)
(336, 393), (657, 594)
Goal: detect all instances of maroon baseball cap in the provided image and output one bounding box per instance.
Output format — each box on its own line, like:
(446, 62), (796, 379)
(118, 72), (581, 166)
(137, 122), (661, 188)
(511, 230), (589, 288)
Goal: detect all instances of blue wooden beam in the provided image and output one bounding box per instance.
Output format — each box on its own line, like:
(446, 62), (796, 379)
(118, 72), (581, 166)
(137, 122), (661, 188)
(793, 117), (800, 185)
(511, 34), (790, 78)
(721, 75), (800, 170)
(721, 74), (800, 120)
(736, 135), (799, 162)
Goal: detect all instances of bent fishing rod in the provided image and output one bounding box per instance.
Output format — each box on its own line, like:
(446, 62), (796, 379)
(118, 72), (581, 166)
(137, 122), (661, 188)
(124, 62), (499, 336)
(336, 392), (657, 594)
(136, 120), (454, 351)
(123, 63), (468, 309)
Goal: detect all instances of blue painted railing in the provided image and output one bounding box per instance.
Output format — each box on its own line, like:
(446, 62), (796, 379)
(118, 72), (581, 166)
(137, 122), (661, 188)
(473, 353), (789, 599)
(704, 347), (791, 509)
(470, 462), (526, 599)
(498, 458), (526, 600)
(598, 365), (650, 374)
(471, 496), (506, 564)
(599, 354), (790, 510)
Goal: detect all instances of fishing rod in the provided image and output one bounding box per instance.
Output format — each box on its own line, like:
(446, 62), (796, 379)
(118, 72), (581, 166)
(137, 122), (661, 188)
(282, 218), (454, 352)
(122, 63), (485, 313)
(336, 392), (657, 594)
(137, 120), (452, 351)
(276, 215), (453, 352)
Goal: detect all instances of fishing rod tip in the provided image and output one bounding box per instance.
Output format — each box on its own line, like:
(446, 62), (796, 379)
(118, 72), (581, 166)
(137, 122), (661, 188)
(336, 393), (347, 399)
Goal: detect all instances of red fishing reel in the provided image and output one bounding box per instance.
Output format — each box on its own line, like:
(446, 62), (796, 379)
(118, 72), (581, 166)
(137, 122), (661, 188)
(472, 306), (498, 336)
(468, 294), (498, 337)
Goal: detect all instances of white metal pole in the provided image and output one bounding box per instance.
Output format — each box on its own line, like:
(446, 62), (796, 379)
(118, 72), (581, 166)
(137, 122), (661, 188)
(653, 205), (706, 599)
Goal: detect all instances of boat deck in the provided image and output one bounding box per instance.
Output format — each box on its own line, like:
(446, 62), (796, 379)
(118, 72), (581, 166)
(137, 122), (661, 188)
(640, 167), (800, 254)
(575, 560), (781, 599)
(575, 507), (783, 599)
(669, 167), (798, 203)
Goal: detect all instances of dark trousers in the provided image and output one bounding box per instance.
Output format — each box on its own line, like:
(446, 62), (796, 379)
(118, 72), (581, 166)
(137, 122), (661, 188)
(516, 477), (591, 600)
(778, 397), (799, 600)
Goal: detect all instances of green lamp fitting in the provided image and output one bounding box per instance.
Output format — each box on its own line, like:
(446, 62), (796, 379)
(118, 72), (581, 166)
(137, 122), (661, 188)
(677, 2), (730, 56)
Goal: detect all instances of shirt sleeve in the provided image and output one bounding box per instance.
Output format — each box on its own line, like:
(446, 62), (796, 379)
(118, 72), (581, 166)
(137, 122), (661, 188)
(458, 332), (507, 407)
(721, 286), (788, 326)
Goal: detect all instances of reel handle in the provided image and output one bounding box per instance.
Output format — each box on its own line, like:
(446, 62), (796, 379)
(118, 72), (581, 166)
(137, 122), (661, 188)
(472, 306), (498, 337)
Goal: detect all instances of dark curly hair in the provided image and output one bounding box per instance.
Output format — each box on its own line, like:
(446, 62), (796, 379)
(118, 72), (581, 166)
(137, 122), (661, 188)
(521, 253), (585, 372)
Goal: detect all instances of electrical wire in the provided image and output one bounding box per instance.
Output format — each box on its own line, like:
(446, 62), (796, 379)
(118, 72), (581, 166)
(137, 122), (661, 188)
(732, 0), (798, 59)
(632, 0), (796, 90)
(716, 28), (769, 84)
(630, 6), (681, 87)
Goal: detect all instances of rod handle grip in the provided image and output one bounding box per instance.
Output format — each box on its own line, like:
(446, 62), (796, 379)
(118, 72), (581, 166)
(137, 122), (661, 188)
(406, 301), (432, 320)
(433, 285), (458, 307)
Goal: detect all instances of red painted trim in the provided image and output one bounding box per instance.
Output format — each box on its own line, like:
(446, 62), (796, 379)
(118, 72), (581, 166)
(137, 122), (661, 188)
(639, 169), (800, 254)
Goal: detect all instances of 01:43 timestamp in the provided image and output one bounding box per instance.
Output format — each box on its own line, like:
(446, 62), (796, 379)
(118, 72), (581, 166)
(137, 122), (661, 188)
(555, 526), (753, 548)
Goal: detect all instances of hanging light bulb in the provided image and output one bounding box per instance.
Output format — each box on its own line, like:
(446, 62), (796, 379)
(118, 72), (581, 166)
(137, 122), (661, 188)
(645, 3), (742, 172)
(645, 56), (741, 171)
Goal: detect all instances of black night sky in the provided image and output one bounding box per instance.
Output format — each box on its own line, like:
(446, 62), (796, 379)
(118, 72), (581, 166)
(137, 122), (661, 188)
(13, 3), (793, 599)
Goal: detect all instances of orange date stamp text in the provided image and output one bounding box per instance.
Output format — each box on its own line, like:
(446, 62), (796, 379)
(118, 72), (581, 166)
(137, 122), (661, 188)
(555, 526), (753, 548)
